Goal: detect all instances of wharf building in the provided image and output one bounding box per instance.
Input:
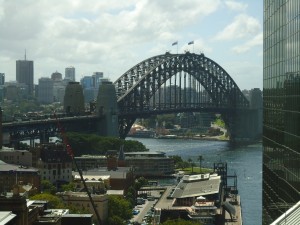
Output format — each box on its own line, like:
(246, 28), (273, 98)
(153, 163), (241, 225)
(74, 151), (174, 177)
(263, 0), (300, 224)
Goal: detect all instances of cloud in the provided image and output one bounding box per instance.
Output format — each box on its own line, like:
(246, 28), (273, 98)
(213, 14), (261, 41)
(0, 0), (262, 91)
(225, 0), (248, 11)
(232, 32), (263, 53)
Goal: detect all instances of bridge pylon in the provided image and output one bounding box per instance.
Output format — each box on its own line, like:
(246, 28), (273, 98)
(96, 81), (119, 137)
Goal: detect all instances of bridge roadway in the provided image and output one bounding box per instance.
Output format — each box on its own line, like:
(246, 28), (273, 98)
(2, 114), (101, 143)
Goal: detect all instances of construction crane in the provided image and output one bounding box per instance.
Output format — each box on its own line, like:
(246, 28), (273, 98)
(53, 111), (102, 225)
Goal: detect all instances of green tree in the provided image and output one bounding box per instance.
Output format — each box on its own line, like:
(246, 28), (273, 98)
(30, 193), (64, 208)
(170, 155), (183, 169)
(66, 132), (148, 156)
(108, 196), (132, 225)
(198, 155), (203, 174)
(61, 182), (75, 191)
(188, 158), (194, 173)
(41, 179), (56, 194)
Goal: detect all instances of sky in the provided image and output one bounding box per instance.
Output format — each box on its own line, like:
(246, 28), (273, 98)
(0, 0), (263, 90)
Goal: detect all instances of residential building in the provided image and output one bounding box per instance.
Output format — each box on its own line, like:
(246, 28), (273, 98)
(31, 143), (72, 185)
(263, 0), (300, 224)
(65, 66), (75, 81)
(0, 148), (32, 167)
(16, 56), (34, 95)
(0, 160), (40, 193)
(38, 77), (54, 104)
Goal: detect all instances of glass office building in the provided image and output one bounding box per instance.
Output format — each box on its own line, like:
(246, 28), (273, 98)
(263, 0), (300, 224)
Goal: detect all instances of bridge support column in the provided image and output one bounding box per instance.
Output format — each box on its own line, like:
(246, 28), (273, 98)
(96, 81), (119, 137)
(39, 131), (50, 144)
(30, 139), (35, 147)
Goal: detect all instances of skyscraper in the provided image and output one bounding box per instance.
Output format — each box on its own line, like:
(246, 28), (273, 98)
(65, 66), (75, 81)
(263, 1), (300, 224)
(38, 77), (54, 104)
(16, 54), (34, 95)
(0, 73), (5, 85)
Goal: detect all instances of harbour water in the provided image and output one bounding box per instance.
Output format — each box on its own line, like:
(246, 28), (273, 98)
(127, 137), (262, 225)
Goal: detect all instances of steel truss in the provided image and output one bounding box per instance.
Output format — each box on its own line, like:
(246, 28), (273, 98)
(114, 52), (249, 138)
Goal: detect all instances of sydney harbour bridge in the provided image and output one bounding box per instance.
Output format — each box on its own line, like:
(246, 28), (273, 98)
(1, 52), (262, 146)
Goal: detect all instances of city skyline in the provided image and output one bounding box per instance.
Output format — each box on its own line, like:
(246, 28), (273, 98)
(0, 0), (262, 90)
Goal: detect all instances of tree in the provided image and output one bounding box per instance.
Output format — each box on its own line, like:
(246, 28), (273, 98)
(66, 132), (148, 156)
(170, 155), (183, 169)
(108, 196), (132, 225)
(198, 155), (203, 173)
(188, 158), (194, 173)
(41, 179), (56, 194)
(30, 193), (65, 209)
(61, 182), (75, 191)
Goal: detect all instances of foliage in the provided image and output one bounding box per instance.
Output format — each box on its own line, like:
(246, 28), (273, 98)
(161, 219), (202, 225)
(107, 196), (132, 225)
(65, 132), (148, 156)
(41, 179), (56, 194)
(30, 192), (89, 214)
(61, 182), (75, 191)
(170, 155), (183, 168)
(30, 193), (65, 209)
(214, 116), (225, 128)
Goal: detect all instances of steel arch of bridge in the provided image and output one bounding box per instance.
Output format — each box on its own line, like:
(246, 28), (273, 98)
(114, 52), (249, 138)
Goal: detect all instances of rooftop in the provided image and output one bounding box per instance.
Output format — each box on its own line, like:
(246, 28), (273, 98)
(0, 160), (38, 173)
(171, 173), (221, 198)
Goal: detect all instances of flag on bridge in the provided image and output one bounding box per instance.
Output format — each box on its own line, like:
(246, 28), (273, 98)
(172, 41), (178, 46)
(188, 41), (194, 45)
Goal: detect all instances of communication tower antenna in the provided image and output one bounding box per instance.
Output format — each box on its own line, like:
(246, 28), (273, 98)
(25, 49), (27, 60)
(53, 111), (102, 225)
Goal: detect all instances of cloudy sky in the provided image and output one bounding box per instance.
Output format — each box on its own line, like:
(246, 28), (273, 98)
(0, 0), (262, 90)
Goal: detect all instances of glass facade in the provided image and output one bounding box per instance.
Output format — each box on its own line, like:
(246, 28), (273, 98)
(263, 0), (300, 224)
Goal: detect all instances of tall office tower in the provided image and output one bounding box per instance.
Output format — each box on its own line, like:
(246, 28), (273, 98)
(263, 1), (300, 224)
(92, 72), (103, 88)
(38, 77), (54, 104)
(65, 66), (75, 81)
(0, 73), (5, 85)
(16, 55), (34, 95)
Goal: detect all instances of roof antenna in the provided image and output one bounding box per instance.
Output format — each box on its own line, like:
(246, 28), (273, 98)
(25, 49), (27, 61)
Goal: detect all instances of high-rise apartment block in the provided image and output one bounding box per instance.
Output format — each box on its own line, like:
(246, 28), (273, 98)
(263, 1), (300, 224)
(16, 55), (34, 95)
(65, 66), (75, 81)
